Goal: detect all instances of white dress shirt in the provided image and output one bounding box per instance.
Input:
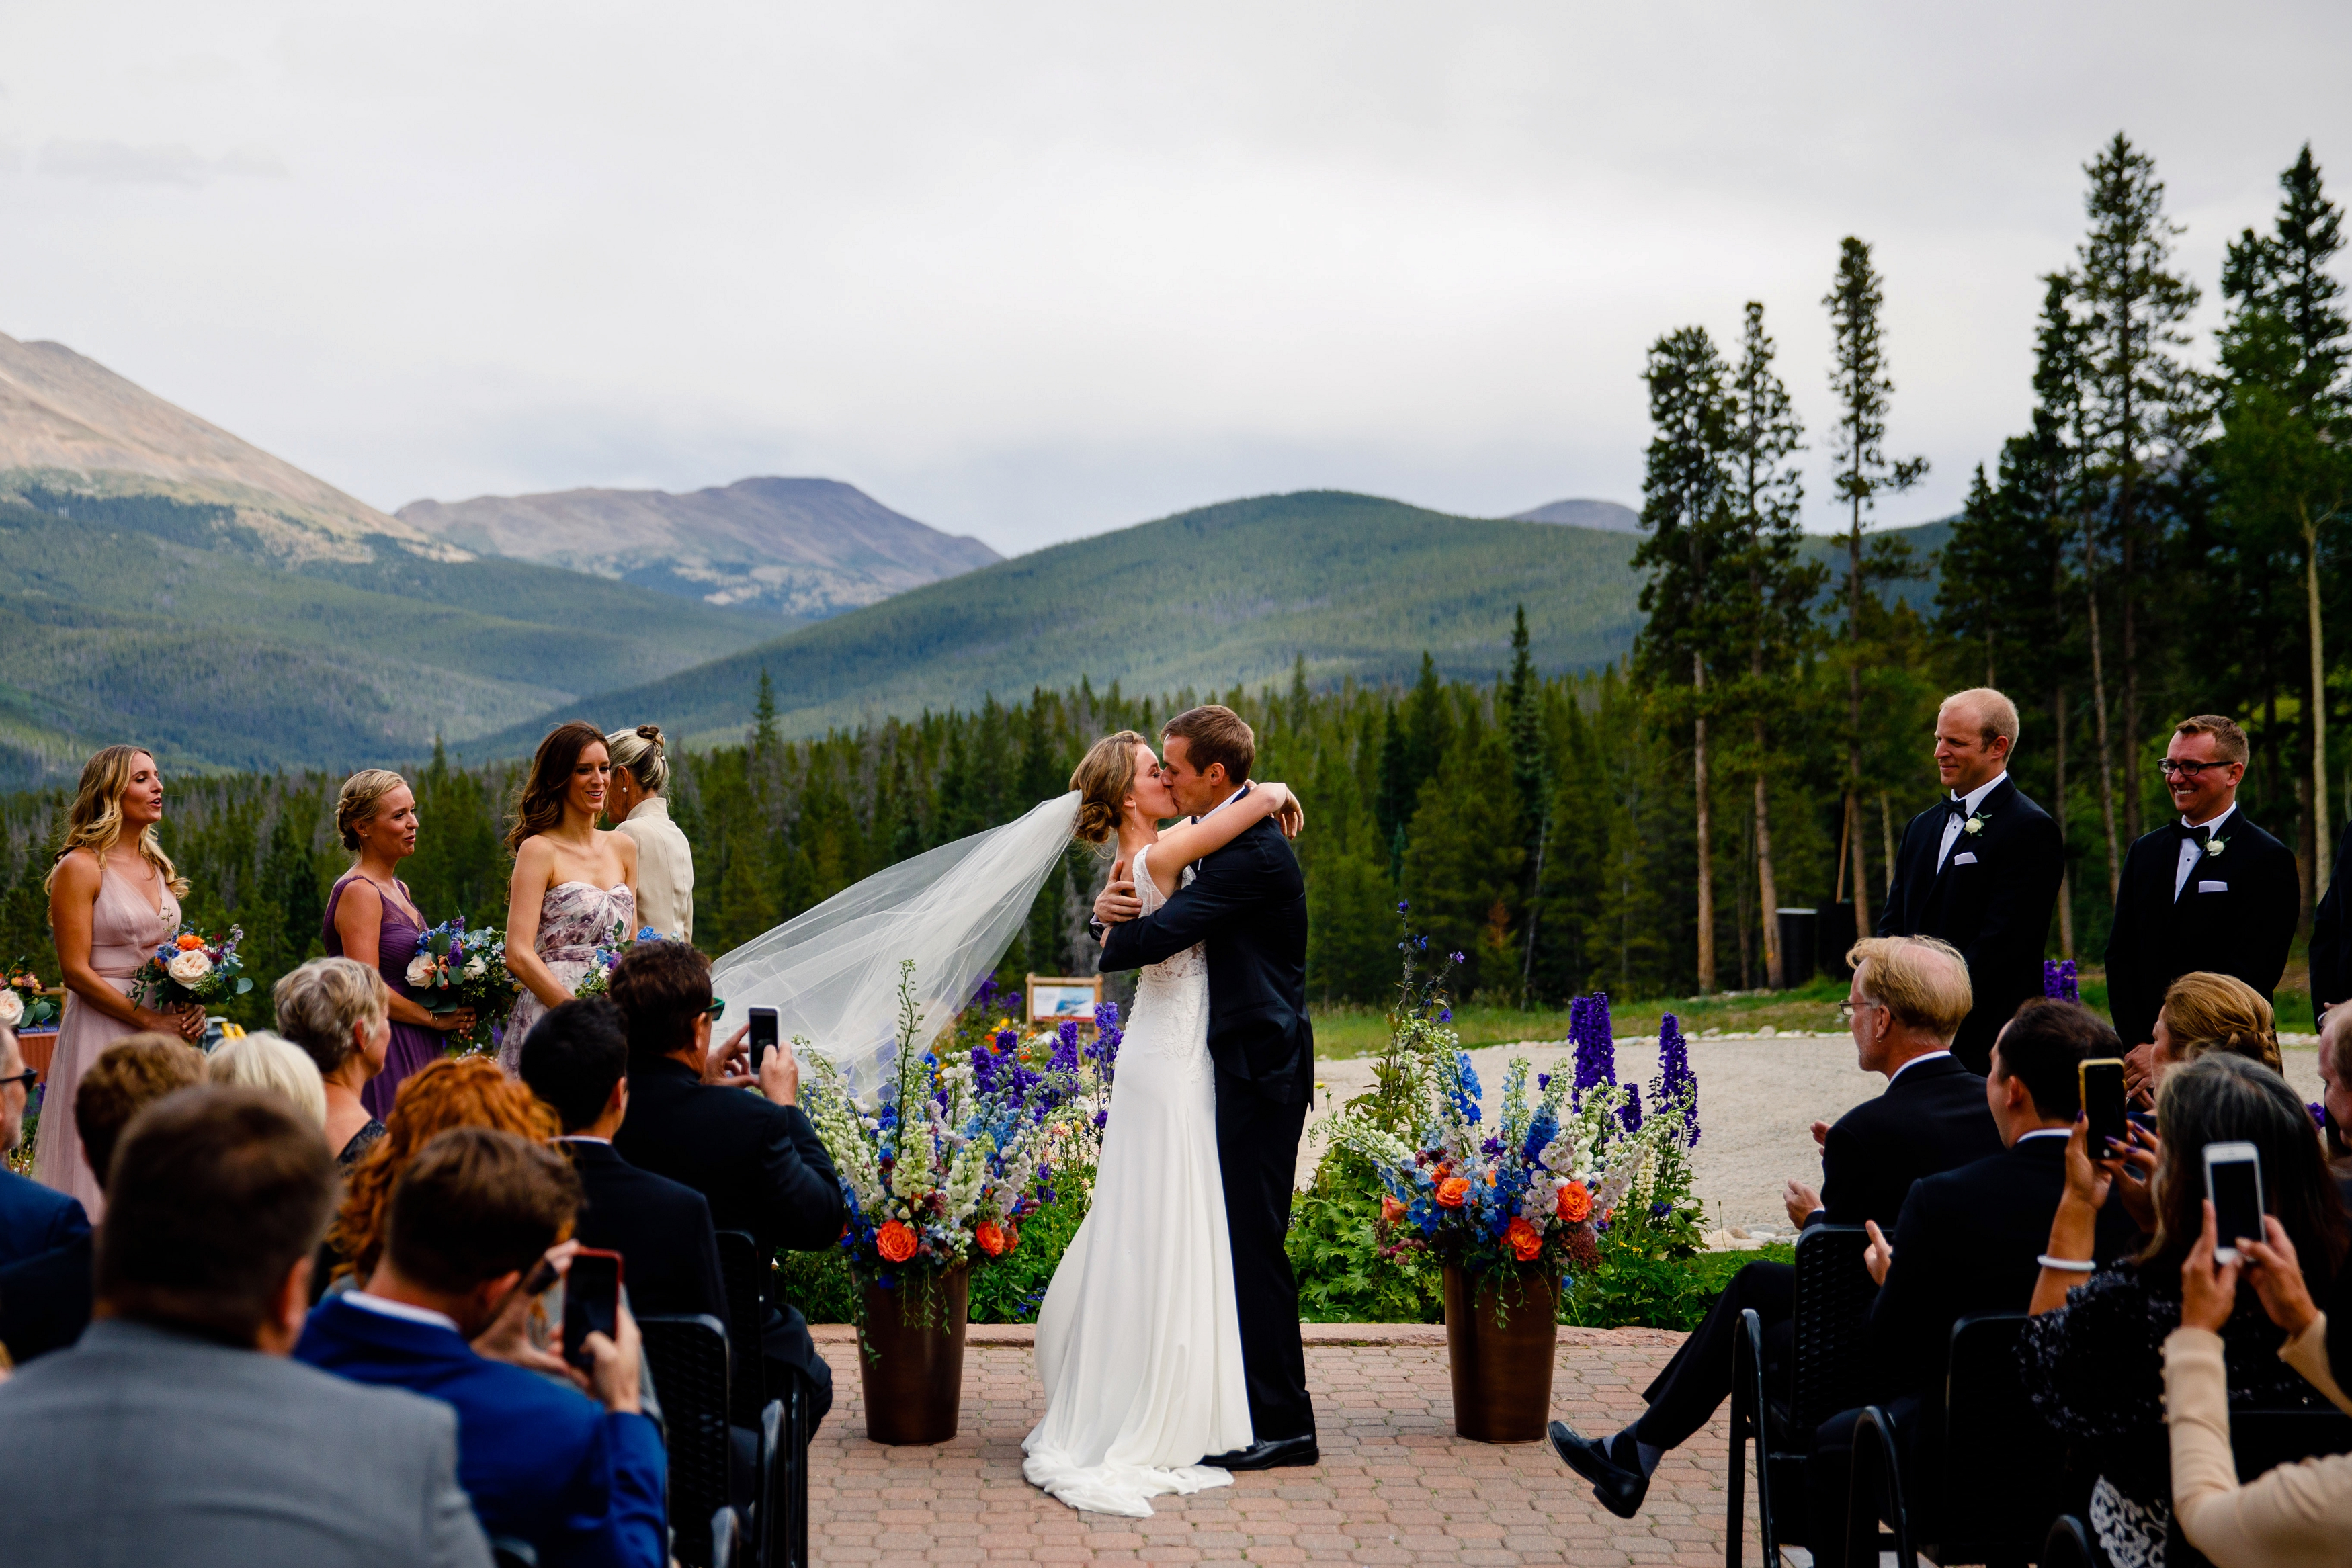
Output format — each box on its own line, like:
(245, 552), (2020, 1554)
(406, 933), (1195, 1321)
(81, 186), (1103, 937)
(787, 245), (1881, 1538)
(1887, 1049), (1954, 1087)
(344, 1291), (462, 1334)
(1935, 771), (2009, 873)
(2174, 802), (2239, 901)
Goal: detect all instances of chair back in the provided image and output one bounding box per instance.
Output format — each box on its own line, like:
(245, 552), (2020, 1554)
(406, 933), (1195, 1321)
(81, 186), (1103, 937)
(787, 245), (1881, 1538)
(710, 1506), (743, 1568)
(2226, 1403), (2352, 1475)
(1918, 1311), (2068, 1554)
(642, 1313), (733, 1567)
(755, 1398), (785, 1568)
(1786, 1223), (1874, 1435)
(715, 1229), (771, 1427)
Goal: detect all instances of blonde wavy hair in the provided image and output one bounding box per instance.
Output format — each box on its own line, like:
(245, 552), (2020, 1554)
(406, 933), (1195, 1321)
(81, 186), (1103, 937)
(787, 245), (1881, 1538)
(1069, 730), (1150, 846)
(46, 745), (187, 897)
(2160, 971), (2281, 1074)
(336, 769), (409, 853)
(207, 1031), (329, 1127)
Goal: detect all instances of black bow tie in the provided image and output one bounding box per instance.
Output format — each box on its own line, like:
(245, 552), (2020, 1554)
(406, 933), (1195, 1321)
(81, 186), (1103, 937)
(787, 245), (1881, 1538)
(1948, 799), (1970, 823)
(2187, 824), (2213, 846)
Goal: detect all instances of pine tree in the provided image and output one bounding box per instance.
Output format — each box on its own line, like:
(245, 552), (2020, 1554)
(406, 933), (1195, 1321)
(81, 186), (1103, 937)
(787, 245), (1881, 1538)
(1824, 236), (1928, 926)
(752, 668), (780, 758)
(1503, 606), (1548, 986)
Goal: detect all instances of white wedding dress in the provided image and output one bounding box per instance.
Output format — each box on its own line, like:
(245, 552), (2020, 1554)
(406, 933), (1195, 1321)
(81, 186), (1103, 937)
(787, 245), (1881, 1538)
(1022, 846), (1254, 1516)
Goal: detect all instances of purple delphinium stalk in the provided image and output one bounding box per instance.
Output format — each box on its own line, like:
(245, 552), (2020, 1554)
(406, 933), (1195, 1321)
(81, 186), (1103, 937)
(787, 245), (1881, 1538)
(1571, 992), (1617, 1104)
(2042, 958), (2082, 1003)
(1650, 1012), (1700, 1148)
(1618, 1082), (1643, 1134)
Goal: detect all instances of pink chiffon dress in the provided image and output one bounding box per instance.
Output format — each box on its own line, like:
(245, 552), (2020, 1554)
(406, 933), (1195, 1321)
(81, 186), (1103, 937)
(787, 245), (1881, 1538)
(34, 860), (179, 1219)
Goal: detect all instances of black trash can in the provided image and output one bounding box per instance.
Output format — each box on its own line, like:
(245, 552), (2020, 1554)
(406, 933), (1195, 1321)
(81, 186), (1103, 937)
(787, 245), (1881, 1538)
(1816, 901), (1858, 979)
(1775, 908), (1818, 988)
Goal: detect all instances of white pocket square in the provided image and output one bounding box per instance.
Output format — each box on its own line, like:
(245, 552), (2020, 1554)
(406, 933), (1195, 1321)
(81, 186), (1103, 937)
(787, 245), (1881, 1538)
(2197, 880), (2228, 894)
(1952, 852), (1978, 865)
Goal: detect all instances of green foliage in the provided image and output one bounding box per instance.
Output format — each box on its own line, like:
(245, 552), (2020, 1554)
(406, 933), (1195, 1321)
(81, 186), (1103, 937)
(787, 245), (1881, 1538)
(965, 1178), (1092, 1324)
(1289, 1153), (1444, 1323)
(1565, 1242), (1795, 1331)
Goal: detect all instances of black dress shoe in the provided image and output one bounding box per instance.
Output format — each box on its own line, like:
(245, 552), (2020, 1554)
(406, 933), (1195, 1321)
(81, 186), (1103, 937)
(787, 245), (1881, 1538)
(1202, 1434), (1320, 1471)
(1548, 1421), (1648, 1519)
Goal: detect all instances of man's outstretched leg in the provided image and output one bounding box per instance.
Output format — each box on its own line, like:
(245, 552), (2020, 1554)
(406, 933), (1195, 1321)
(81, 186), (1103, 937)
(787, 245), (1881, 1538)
(1548, 1260), (1794, 1517)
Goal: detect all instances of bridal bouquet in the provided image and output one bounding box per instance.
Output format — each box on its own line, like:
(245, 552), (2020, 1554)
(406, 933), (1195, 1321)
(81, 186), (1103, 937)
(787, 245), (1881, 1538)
(1, 960), (59, 1031)
(802, 961), (1107, 1320)
(134, 924), (253, 1011)
(407, 918), (517, 1054)
(573, 924), (663, 1000)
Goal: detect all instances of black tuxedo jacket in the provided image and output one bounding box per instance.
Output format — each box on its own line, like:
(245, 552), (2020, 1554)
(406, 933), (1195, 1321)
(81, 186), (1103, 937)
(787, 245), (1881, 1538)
(1814, 1053), (2005, 1235)
(1876, 777), (2064, 1072)
(1864, 1133), (2140, 1405)
(2103, 812), (2300, 1047)
(1098, 814), (1314, 1105)
(560, 1137), (728, 1331)
(2310, 818), (2352, 1016)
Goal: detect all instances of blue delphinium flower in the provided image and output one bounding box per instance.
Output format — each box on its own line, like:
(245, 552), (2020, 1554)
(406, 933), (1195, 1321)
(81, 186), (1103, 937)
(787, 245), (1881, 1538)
(1651, 1012), (1700, 1148)
(1618, 1081), (1643, 1134)
(1571, 993), (1618, 1104)
(1447, 1053), (1484, 1125)
(1522, 1106), (1558, 1162)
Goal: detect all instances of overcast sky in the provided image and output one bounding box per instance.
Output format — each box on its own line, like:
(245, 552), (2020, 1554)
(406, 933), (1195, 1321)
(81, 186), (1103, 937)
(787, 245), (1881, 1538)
(2, 3), (2347, 555)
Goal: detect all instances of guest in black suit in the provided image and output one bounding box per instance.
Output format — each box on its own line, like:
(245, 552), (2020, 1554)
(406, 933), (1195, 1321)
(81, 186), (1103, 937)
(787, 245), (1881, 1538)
(0, 1024), (88, 1268)
(2105, 714), (2300, 1051)
(1876, 687), (2065, 1074)
(2309, 818), (2352, 1025)
(606, 942), (844, 1428)
(1549, 936), (2001, 1519)
(517, 998), (728, 1330)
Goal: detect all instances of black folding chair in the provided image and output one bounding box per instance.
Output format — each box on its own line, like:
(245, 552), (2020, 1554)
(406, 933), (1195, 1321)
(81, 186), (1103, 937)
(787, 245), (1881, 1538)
(641, 1313), (733, 1568)
(757, 1377), (810, 1568)
(710, 1506), (744, 1568)
(2039, 1514), (2099, 1568)
(1724, 1223), (1874, 1566)
(1841, 1404), (1913, 1568)
(714, 1230), (772, 1428)
(490, 1544), (538, 1568)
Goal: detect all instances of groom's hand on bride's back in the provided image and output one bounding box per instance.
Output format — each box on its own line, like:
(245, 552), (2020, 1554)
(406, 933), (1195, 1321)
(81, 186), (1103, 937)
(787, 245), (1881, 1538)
(1094, 859), (1141, 928)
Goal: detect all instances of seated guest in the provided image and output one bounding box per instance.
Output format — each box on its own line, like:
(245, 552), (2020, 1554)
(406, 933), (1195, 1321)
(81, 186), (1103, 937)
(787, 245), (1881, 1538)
(2166, 1207), (2352, 1565)
(2023, 1052), (2350, 1568)
(519, 997), (728, 1327)
(0, 1087), (493, 1567)
(329, 1054), (560, 1290)
(207, 1029), (328, 1127)
(2319, 1008), (2352, 1184)
(1550, 936), (2001, 1518)
(0, 1023), (87, 1268)
(0, 1035), (205, 1363)
(2126, 969), (2281, 1108)
(298, 1127), (665, 1568)
(275, 956), (394, 1168)
(608, 941), (845, 1426)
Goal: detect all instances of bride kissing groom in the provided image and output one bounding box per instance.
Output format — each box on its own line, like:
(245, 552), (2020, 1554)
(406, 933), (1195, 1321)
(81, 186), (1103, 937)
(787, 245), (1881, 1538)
(1021, 704), (1320, 1517)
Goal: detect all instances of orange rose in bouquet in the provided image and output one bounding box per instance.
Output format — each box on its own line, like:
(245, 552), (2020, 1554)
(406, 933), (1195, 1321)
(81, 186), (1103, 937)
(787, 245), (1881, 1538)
(1380, 1193), (1406, 1226)
(1435, 1175), (1471, 1208)
(1556, 1180), (1592, 1223)
(876, 1219), (918, 1264)
(1505, 1216), (1543, 1262)
(976, 1218), (1015, 1257)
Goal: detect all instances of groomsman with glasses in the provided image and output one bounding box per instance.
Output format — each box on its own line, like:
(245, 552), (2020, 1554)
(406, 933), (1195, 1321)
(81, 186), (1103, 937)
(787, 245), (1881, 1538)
(1876, 688), (2064, 1074)
(2104, 715), (2300, 1056)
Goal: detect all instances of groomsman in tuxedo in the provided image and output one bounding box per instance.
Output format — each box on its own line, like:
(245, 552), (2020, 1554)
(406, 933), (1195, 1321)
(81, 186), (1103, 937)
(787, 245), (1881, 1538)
(1876, 688), (2064, 1074)
(2105, 714), (2300, 1051)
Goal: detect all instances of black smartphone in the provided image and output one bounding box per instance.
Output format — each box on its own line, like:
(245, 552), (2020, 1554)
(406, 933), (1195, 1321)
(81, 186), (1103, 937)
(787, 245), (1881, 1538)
(749, 1006), (779, 1074)
(2206, 1141), (2265, 1266)
(2080, 1058), (2128, 1157)
(562, 1248), (624, 1371)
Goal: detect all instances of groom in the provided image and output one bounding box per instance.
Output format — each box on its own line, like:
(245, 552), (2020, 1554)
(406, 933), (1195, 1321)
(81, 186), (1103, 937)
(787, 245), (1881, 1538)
(1090, 704), (1318, 1470)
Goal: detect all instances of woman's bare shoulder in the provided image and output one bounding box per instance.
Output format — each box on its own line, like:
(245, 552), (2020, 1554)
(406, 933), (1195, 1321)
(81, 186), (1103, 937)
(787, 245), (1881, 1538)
(51, 847), (103, 894)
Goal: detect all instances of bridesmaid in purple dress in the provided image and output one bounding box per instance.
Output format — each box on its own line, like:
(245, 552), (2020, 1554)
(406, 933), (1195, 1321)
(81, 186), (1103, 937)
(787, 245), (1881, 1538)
(502, 722), (638, 1073)
(323, 769), (475, 1119)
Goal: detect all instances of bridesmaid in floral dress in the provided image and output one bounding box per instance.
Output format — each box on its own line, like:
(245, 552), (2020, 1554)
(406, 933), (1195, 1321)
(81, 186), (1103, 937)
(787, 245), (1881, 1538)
(323, 769), (476, 1118)
(38, 746), (204, 1215)
(501, 721), (638, 1072)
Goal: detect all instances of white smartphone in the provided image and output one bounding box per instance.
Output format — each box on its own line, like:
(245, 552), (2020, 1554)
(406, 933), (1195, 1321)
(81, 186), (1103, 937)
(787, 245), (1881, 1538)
(2204, 1139), (2265, 1266)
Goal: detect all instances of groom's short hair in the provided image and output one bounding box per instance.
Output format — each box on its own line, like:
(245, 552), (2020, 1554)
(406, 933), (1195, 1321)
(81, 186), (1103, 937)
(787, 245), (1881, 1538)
(610, 940), (712, 1062)
(1161, 705), (1254, 784)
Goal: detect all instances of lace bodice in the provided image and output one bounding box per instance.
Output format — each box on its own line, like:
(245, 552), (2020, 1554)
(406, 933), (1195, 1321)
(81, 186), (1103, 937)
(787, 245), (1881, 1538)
(1132, 846), (1206, 983)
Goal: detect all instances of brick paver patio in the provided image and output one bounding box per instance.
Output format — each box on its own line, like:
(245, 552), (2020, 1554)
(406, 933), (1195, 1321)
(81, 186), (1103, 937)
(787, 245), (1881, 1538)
(808, 1323), (1763, 1565)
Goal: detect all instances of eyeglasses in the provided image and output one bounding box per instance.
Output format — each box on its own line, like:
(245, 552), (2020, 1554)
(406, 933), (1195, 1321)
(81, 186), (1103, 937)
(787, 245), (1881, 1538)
(0, 1069), (35, 1091)
(1837, 1000), (1883, 1024)
(704, 999), (726, 1022)
(2155, 758), (2234, 779)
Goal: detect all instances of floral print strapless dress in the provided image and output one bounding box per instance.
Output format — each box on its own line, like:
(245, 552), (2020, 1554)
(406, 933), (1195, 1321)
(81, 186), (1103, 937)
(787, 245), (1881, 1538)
(500, 881), (634, 1073)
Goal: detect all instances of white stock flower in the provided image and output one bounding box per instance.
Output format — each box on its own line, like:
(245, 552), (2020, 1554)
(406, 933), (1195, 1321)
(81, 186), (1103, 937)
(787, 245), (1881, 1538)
(165, 949), (213, 987)
(462, 955), (488, 979)
(405, 953), (438, 988)
(0, 988), (20, 1028)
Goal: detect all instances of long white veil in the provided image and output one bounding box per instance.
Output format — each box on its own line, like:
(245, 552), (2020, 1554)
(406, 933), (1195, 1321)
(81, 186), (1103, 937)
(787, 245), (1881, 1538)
(708, 791), (1085, 1092)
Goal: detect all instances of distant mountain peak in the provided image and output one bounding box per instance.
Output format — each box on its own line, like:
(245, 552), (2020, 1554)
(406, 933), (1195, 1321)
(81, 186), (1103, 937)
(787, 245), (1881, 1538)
(1509, 498), (1642, 533)
(396, 476), (999, 624)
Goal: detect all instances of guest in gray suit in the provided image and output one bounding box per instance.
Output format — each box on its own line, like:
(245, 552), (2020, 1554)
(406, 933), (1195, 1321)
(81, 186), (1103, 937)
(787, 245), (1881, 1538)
(0, 1086), (493, 1568)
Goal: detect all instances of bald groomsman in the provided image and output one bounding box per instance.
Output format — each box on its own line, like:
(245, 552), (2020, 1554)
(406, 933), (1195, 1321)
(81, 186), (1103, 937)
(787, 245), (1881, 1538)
(2106, 715), (2300, 1053)
(1876, 688), (2064, 1074)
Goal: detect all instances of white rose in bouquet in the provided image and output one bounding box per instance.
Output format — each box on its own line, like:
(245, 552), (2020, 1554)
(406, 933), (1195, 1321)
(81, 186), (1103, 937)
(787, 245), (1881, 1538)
(463, 955), (488, 979)
(165, 949), (214, 988)
(406, 953), (439, 988)
(0, 987), (20, 1029)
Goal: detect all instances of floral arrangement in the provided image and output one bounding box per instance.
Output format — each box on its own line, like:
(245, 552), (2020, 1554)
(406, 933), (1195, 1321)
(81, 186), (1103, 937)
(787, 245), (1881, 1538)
(573, 923), (663, 1000)
(134, 924), (253, 1012)
(2042, 958), (2080, 1003)
(406, 918), (517, 1054)
(802, 963), (1118, 1325)
(1, 960), (59, 1031)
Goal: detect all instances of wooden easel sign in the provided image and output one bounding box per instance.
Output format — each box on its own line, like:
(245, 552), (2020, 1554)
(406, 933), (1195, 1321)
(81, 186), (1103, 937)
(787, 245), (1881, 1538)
(1027, 974), (1103, 1025)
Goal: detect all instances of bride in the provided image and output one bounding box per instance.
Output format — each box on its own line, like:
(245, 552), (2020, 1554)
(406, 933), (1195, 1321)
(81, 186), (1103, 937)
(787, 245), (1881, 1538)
(1021, 731), (1300, 1517)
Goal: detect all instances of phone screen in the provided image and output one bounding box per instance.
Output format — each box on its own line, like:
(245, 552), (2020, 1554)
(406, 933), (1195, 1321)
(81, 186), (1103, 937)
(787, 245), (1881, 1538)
(2207, 1146), (2266, 1262)
(749, 1006), (779, 1072)
(563, 1250), (624, 1370)
(2081, 1059), (2128, 1156)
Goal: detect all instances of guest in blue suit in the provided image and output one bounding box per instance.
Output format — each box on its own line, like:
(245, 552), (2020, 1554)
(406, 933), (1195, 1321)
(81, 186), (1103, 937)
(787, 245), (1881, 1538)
(296, 1127), (665, 1568)
(0, 1024), (90, 1267)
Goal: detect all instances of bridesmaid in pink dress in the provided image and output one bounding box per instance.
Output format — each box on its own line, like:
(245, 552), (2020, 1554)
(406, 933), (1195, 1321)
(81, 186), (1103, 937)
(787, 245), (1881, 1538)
(37, 746), (205, 1215)
(501, 721), (638, 1072)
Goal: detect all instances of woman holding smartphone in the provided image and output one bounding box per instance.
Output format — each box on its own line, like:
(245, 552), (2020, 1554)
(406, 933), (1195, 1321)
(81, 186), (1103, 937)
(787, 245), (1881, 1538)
(2021, 1053), (2349, 1567)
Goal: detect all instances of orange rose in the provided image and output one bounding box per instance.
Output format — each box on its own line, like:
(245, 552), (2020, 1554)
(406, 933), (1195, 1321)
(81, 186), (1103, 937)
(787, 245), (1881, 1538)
(1505, 1216), (1543, 1262)
(876, 1219), (917, 1263)
(1435, 1176), (1471, 1208)
(175, 933), (205, 951)
(1380, 1193), (1406, 1227)
(1556, 1181), (1593, 1223)
(976, 1218), (1011, 1257)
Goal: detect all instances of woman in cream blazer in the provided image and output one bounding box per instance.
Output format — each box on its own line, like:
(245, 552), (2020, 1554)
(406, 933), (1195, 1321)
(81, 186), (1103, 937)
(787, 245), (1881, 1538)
(605, 724), (694, 943)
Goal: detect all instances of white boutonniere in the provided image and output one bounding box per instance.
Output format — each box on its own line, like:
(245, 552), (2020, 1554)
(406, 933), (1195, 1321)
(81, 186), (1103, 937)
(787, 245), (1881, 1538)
(1962, 808), (1990, 836)
(2204, 836), (2227, 859)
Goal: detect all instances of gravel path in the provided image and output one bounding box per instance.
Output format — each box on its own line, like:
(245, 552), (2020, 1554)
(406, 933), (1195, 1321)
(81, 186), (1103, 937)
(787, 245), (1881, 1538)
(1304, 1035), (2325, 1237)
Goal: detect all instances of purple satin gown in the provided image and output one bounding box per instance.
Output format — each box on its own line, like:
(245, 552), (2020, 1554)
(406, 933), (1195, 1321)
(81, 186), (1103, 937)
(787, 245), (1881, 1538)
(323, 873), (444, 1121)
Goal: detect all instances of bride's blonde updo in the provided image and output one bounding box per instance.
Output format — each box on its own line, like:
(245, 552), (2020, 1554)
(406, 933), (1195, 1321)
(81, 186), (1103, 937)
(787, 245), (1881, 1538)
(1070, 730), (1150, 846)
